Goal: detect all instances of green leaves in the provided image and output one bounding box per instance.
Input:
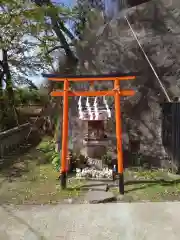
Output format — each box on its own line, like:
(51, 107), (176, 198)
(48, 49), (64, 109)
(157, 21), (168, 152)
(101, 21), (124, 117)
(24, 7), (45, 21)
(52, 153), (60, 172)
(14, 87), (49, 105)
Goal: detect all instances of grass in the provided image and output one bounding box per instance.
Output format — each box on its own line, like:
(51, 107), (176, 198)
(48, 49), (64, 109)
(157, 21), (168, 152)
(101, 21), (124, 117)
(0, 141), (85, 204)
(111, 168), (180, 202)
(1, 137), (180, 204)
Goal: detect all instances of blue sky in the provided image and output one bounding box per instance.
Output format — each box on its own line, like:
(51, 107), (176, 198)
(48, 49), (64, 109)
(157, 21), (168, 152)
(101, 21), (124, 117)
(64, 0), (76, 7)
(55, 0), (76, 7)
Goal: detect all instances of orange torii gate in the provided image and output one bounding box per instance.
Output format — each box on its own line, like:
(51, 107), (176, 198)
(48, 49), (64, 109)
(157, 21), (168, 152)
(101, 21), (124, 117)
(43, 73), (136, 194)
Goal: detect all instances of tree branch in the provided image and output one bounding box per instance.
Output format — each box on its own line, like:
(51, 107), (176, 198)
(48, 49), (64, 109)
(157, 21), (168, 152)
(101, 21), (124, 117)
(33, 0), (77, 62)
(46, 43), (74, 54)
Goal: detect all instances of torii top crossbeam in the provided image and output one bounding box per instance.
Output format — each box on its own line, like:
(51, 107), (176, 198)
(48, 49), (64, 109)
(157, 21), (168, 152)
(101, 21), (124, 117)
(43, 73), (136, 97)
(42, 72), (136, 81)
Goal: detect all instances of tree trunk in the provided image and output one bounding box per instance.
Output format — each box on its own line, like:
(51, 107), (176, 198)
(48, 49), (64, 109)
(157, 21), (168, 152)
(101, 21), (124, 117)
(2, 49), (19, 126)
(33, 0), (77, 63)
(0, 68), (5, 129)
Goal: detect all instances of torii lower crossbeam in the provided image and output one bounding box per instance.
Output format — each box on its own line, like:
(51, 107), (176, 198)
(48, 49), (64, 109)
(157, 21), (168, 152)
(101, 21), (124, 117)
(45, 74), (136, 194)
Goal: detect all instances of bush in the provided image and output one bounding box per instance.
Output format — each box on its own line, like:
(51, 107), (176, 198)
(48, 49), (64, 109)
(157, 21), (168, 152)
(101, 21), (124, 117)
(52, 151), (61, 172)
(36, 139), (88, 173)
(36, 139), (60, 170)
(36, 140), (54, 153)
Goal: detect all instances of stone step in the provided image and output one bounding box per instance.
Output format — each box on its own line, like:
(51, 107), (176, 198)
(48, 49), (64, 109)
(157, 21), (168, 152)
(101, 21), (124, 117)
(85, 190), (116, 204)
(81, 180), (116, 204)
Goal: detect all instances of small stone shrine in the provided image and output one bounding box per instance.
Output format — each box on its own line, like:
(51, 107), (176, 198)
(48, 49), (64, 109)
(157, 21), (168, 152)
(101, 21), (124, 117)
(79, 105), (110, 169)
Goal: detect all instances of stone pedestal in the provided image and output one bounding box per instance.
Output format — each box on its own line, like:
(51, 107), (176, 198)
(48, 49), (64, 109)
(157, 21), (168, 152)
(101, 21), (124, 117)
(81, 119), (109, 159)
(82, 140), (109, 159)
(86, 158), (103, 170)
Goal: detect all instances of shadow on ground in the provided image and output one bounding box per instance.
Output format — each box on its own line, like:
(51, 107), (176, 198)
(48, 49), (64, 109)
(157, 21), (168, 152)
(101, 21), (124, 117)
(67, 178), (180, 194)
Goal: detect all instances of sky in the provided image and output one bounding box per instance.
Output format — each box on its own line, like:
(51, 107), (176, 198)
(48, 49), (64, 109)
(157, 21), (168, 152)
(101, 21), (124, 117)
(61, 0), (76, 7)
(53, 0), (76, 7)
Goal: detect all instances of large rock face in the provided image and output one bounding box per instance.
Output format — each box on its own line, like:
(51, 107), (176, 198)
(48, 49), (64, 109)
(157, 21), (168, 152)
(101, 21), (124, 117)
(72, 0), (180, 168)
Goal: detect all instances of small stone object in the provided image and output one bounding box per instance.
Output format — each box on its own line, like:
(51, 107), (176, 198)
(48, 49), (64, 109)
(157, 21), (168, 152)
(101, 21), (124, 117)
(87, 158), (103, 169)
(64, 198), (73, 204)
(105, 184), (109, 192)
(116, 194), (125, 201)
(75, 167), (113, 179)
(67, 198), (73, 204)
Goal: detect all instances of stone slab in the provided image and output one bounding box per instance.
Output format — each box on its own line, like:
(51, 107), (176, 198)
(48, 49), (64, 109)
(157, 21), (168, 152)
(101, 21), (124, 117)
(81, 181), (108, 191)
(85, 190), (116, 203)
(1, 203), (180, 239)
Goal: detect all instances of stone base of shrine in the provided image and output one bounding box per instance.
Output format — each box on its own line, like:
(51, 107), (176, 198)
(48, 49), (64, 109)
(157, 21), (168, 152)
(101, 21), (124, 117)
(86, 158), (103, 170)
(81, 140), (109, 159)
